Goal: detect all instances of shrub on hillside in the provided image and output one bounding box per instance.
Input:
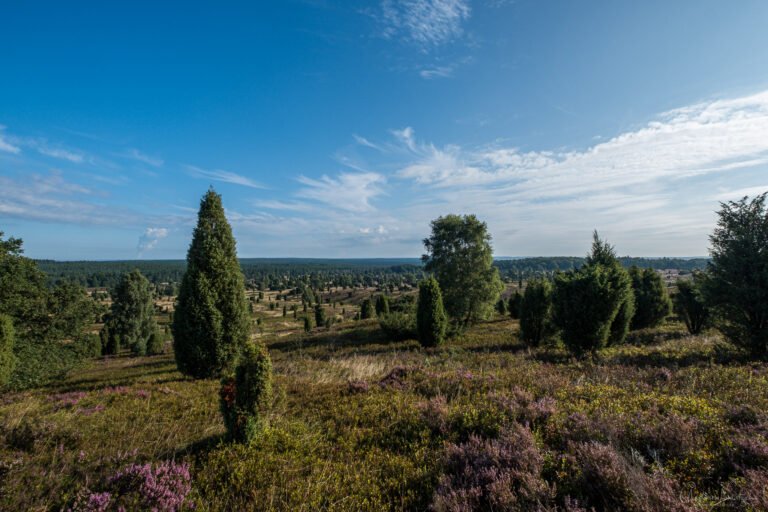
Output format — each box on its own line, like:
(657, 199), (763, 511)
(104, 270), (157, 356)
(360, 298), (375, 320)
(146, 329), (165, 356)
(220, 343), (273, 443)
(673, 274), (709, 335)
(552, 265), (624, 355)
(416, 277), (448, 347)
(379, 312), (417, 341)
(375, 295), (390, 316)
(314, 305), (326, 329)
(704, 192), (768, 357)
(508, 291), (522, 320)
(519, 279), (552, 347)
(0, 314), (16, 388)
(630, 266), (672, 329)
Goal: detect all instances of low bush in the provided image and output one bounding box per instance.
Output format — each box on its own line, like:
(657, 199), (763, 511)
(379, 312), (417, 341)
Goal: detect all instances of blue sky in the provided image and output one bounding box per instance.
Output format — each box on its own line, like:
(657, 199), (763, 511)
(2, 0), (768, 260)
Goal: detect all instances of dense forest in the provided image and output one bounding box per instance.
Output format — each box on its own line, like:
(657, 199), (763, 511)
(36, 256), (707, 290)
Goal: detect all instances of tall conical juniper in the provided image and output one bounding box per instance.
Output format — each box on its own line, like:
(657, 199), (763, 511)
(173, 189), (250, 378)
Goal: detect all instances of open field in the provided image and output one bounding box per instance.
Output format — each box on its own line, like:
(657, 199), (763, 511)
(1, 314), (767, 511)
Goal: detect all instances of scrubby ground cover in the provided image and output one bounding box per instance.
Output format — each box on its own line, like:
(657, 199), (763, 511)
(1, 316), (767, 510)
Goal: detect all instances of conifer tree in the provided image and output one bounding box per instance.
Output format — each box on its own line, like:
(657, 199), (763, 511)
(360, 298), (375, 319)
(519, 279), (552, 347)
(674, 274), (710, 335)
(629, 266), (671, 329)
(314, 304), (326, 328)
(220, 342), (272, 442)
(0, 314), (16, 388)
(583, 232), (635, 344)
(508, 291), (522, 320)
(416, 277), (448, 347)
(104, 270), (156, 355)
(173, 189), (250, 378)
(375, 295), (390, 316)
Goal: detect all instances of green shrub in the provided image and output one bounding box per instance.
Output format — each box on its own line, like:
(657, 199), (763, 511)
(379, 312), (417, 341)
(674, 275), (709, 335)
(552, 265), (624, 355)
(704, 192), (768, 356)
(146, 329), (165, 355)
(77, 333), (102, 358)
(508, 290), (522, 320)
(375, 295), (390, 316)
(519, 279), (552, 347)
(360, 298), (375, 320)
(104, 270), (156, 356)
(495, 298), (507, 315)
(314, 305), (326, 328)
(630, 266), (672, 329)
(0, 314), (16, 388)
(303, 315), (313, 332)
(220, 343), (273, 443)
(416, 277), (448, 347)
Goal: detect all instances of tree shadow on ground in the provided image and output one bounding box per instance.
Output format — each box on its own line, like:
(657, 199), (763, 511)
(164, 433), (227, 463)
(269, 326), (390, 353)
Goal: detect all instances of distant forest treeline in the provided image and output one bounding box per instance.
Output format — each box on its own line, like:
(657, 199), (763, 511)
(36, 256), (708, 291)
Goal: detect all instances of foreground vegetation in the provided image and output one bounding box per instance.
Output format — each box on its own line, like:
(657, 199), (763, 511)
(1, 317), (766, 510)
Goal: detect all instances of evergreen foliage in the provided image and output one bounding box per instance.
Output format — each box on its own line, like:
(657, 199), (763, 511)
(146, 329), (165, 355)
(173, 189), (251, 378)
(583, 232), (635, 345)
(629, 266), (672, 329)
(422, 214), (504, 326)
(519, 279), (552, 347)
(314, 305), (326, 329)
(416, 277), (448, 347)
(495, 298), (507, 315)
(104, 270), (157, 356)
(375, 295), (390, 316)
(508, 291), (522, 320)
(360, 298), (375, 320)
(704, 193), (768, 356)
(220, 343), (273, 443)
(0, 314), (16, 388)
(552, 265), (624, 355)
(303, 316), (313, 332)
(674, 274), (710, 335)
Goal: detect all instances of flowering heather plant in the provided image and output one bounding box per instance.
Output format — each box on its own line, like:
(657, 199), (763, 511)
(49, 391), (87, 410)
(68, 490), (112, 512)
(107, 460), (192, 511)
(78, 404), (106, 416)
(431, 423), (554, 511)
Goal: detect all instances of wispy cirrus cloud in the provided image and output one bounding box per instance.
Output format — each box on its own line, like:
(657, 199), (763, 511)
(379, 0), (471, 50)
(126, 148), (164, 167)
(186, 165), (265, 189)
(0, 126), (21, 154)
(296, 171), (386, 212)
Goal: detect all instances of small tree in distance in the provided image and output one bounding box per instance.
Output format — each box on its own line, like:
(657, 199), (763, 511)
(375, 295), (390, 316)
(629, 266), (671, 330)
(103, 270), (157, 356)
(360, 298), (375, 320)
(220, 342), (272, 443)
(417, 277), (448, 347)
(314, 304), (326, 329)
(518, 279), (552, 347)
(422, 214), (504, 327)
(674, 274), (709, 335)
(508, 290), (522, 320)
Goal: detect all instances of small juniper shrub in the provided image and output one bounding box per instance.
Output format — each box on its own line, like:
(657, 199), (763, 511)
(220, 343), (273, 443)
(145, 329), (165, 355)
(431, 423), (555, 511)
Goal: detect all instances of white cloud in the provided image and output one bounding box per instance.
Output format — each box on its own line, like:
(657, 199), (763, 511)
(186, 165), (265, 189)
(393, 91), (768, 198)
(127, 149), (164, 167)
(296, 171), (386, 212)
(353, 134), (383, 151)
(137, 227), (169, 256)
(36, 145), (84, 163)
(0, 128), (20, 154)
(419, 66), (454, 79)
(379, 0), (471, 49)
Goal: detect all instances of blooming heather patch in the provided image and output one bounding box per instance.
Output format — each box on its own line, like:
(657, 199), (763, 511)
(49, 391), (87, 410)
(104, 460), (192, 511)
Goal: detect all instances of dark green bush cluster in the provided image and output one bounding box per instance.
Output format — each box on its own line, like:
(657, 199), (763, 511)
(629, 266), (672, 329)
(102, 269), (157, 356)
(379, 312), (417, 341)
(416, 277), (448, 347)
(360, 298), (375, 320)
(375, 295), (390, 316)
(220, 343), (273, 443)
(0, 314), (16, 388)
(674, 273), (709, 335)
(518, 279), (552, 347)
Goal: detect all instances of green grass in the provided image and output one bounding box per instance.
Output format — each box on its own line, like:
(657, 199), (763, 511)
(1, 316), (767, 510)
